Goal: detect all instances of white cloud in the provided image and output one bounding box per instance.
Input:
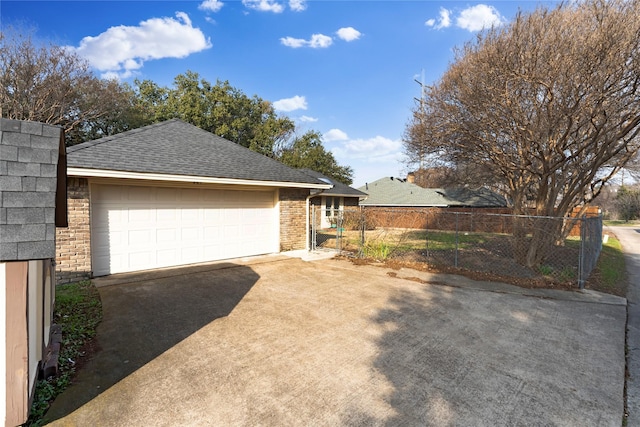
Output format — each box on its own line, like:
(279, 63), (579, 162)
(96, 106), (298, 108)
(329, 135), (404, 187)
(299, 115), (318, 122)
(289, 0), (307, 12)
(336, 27), (361, 42)
(280, 37), (306, 48)
(456, 4), (505, 31)
(273, 95), (307, 112)
(323, 129), (349, 142)
(71, 12), (211, 79)
(426, 8), (452, 29)
(199, 0), (224, 12)
(242, 0), (284, 13)
(341, 136), (402, 159)
(319, 130), (405, 187)
(280, 33), (332, 48)
(309, 33), (333, 48)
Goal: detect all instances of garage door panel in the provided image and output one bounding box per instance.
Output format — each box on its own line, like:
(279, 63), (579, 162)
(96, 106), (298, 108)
(181, 246), (202, 261)
(129, 251), (154, 269)
(91, 184), (278, 275)
(128, 229), (153, 246)
(180, 189), (201, 202)
(157, 208), (177, 221)
(93, 185), (123, 202)
(204, 226), (221, 240)
(128, 208), (152, 222)
(181, 208), (200, 222)
(156, 188), (178, 201)
(157, 249), (178, 266)
(127, 186), (153, 202)
(156, 228), (177, 243)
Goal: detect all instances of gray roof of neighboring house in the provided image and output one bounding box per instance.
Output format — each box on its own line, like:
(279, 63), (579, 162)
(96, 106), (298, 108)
(300, 169), (367, 198)
(440, 187), (508, 208)
(358, 177), (457, 206)
(67, 119), (326, 186)
(357, 177), (508, 207)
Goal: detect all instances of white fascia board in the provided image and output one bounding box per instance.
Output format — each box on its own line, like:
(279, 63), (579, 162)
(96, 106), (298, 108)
(360, 204), (450, 207)
(67, 167), (332, 189)
(314, 192), (364, 198)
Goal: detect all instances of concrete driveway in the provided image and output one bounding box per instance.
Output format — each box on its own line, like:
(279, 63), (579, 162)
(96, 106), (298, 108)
(609, 226), (640, 426)
(45, 255), (626, 426)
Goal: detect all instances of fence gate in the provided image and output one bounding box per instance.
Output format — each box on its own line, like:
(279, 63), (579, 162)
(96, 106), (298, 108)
(311, 206), (343, 252)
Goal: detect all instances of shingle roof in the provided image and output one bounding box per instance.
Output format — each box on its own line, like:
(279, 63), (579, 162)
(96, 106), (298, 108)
(300, 169), (367, 198)
(67, 119), (326, 186)
(440, 187), (507, 208)
(358, 177), (457, 206)
(357, 176), (508, 207)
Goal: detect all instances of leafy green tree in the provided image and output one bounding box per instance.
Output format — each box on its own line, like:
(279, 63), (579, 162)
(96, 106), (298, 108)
(404, 0), (640, 267)
(133, 71), (295, 157)
(130, 72), (353, 182)
(280, 131), (353, 185)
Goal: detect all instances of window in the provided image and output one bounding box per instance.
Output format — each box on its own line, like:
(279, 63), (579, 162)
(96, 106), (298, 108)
(324, 197), (341, 217)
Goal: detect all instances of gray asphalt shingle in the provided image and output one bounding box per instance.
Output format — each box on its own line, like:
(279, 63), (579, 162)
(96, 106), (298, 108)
(67, 119), (326, 186)
(299, 169), (367, 198)
(358, 177), (457, 206)
(358, 177), (508, 207)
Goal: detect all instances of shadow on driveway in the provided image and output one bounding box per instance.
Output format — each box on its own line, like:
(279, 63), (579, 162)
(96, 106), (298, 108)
(45, 262), (259, 423)
(365, 277), (625, 426)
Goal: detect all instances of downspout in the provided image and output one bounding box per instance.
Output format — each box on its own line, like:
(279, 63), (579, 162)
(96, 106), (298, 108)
(305, 193), (313, 252)
(306, 188), (330, 251)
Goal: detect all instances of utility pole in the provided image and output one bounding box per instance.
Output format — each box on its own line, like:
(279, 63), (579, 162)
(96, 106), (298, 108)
(414, 69), (427, 170)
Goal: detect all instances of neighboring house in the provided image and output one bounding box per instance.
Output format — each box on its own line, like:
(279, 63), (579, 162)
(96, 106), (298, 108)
(437, 187), (508, 208)
(358, 176), (460, 207)
(56, 119), (331, 282)
(357, 176), (508, 229)
(301, 169), (367, 229)
(0, 119), (68, 426)
(358, 176), (507, 208)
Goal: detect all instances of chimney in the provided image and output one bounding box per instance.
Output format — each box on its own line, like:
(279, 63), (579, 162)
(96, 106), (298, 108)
(407, 172), (415, 184)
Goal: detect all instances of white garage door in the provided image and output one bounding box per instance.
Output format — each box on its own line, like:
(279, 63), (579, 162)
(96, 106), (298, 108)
(91, 184), (278, 276)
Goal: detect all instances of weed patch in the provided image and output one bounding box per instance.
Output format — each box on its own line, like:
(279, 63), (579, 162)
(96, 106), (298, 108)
(26, 280), (102, 426)
(586, 236), (627, 296)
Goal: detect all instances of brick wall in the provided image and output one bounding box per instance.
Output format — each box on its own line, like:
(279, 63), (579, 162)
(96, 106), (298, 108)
(279, 188), (309, 251)
(55, 177), (91, 283)
(0, 119), (61, 261)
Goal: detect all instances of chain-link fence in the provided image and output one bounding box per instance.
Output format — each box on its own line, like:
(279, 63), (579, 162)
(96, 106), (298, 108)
(311, 206), (603, 289)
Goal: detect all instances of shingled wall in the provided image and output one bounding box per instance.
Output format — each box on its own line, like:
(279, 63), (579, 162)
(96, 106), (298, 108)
(0, 119), (61, 261)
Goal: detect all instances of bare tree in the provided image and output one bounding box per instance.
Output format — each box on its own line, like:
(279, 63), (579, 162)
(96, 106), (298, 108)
(405, 0), (640, 267)
(0, 28), (132, 144)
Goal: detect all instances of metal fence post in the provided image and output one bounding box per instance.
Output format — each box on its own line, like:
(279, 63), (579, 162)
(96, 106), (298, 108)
(578, 215), (586, 290)
(359, 207), (365, 257)
(425, 211), (430, 258)
(311, 206), (316, 251)
(455, 213), (459, 268)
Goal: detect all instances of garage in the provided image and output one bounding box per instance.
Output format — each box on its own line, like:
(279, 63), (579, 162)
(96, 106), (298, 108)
(91, 183), (277, 276)
(55, 119), (332, 283)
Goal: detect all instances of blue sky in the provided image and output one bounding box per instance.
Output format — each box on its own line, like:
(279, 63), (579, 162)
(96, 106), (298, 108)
(2, 0), (549, 187)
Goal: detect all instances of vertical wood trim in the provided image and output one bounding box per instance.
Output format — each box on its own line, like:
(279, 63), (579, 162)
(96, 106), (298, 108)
(5, 261), (29, 427)
(27, 261), (42, 397)
(1, 264), (6, 426)
(43, 260), (53, 349)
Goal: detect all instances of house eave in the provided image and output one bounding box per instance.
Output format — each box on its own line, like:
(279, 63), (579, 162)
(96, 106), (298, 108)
(67, 167), (332, 189)
(314, 192), (366, 198)
(359, 203), (451, 207)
